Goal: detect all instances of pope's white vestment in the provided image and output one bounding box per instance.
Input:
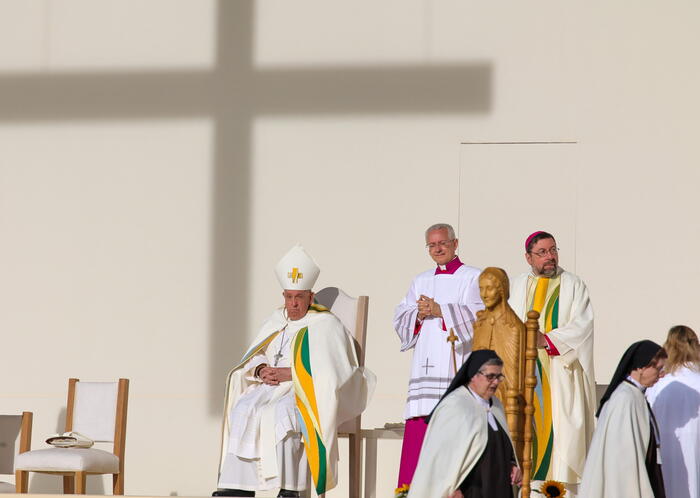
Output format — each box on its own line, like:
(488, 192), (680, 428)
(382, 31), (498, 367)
(509, 268), (595, 484)
(393, 259), (483, 418)
(407, 386), (515, 498)
(218, 304), (375, 495)
(646, 366), (700, 498)
(579, 381), (656, 498)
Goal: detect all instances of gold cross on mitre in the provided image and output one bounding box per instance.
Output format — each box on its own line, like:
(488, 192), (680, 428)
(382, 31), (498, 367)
(287, 267), (303, 283)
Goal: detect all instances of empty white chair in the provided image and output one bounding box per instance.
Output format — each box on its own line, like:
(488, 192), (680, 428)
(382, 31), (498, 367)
(15, 379), (128, 495)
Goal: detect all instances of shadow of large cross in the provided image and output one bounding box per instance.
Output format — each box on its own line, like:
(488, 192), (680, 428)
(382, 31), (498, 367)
(0, 1), (491, 414)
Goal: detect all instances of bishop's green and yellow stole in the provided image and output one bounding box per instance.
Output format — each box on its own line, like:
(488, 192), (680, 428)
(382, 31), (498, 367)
(529, 275), (560, 481)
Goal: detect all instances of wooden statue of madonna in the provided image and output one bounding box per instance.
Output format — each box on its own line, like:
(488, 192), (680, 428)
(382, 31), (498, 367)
(472, 267), (540, 498)
(472, 267), (526, 457)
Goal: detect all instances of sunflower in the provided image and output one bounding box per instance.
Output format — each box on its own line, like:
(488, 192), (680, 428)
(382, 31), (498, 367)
(540, 480), (567, 497)
(394, 483), (410, 498)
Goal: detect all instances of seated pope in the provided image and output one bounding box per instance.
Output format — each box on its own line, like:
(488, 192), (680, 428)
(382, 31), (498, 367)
(214, 245), (376, 498)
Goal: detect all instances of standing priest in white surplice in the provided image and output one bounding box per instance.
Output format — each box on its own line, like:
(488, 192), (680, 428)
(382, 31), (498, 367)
(393, 223), (484, 488)
(215, 245), (375, 498)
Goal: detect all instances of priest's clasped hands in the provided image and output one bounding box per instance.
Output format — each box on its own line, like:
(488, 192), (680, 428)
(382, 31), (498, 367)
(257, 366), (292, 385)
(417, 295), (442, 320)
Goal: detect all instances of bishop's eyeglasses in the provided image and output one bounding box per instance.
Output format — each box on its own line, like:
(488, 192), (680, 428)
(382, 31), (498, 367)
(529, 247), (559, 258)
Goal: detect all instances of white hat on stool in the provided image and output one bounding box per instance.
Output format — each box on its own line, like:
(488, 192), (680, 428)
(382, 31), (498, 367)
(274, 245), (320, 291)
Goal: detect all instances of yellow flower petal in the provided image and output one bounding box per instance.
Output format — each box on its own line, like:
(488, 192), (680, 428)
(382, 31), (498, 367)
(540, 480), (567, 498)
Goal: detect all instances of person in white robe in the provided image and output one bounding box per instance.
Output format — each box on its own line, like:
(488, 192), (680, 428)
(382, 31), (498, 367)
(508, 231), (595, 491)
(408, 349), (521, 498)
(215, 245), (376, 497)
(646, 325), (700, 498)
(393, 223), (483, 487)
(580, 340), (667, 498)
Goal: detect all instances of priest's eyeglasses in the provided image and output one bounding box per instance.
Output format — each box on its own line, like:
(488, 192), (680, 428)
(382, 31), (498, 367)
(426, 239), (455, 250)
(529, 247), (559, 258)
(476, 371), (506, 382)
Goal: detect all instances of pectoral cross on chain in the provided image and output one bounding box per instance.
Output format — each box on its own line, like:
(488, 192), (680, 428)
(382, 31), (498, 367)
(273, 326), (289, 366)
(422, 357), (435, 375)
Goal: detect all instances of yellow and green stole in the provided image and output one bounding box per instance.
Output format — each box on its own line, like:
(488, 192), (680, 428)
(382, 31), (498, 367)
(528, 275), (560, 481)
(291, 304), (331, 495)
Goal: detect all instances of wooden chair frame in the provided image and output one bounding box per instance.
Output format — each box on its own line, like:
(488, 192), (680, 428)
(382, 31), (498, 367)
(0, 411), (32, 492)
(16, 378), (129, 495)
(315, 287), (369, 498)
(18, 412), (33, 456)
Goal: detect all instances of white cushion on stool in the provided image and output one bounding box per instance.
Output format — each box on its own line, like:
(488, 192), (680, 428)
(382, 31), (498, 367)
(15, 448), (119, 473)
(0, 481), (15, 493)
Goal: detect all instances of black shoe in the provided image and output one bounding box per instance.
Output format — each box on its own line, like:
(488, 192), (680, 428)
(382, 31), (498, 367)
(277, 490), (300, 498)
(212, 489), (255, 497)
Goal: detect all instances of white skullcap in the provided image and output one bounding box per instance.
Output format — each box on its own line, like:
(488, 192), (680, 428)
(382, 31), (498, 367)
(274, 245), (320, 291)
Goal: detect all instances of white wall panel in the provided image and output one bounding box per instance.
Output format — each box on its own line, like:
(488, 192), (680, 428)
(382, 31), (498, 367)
(1, 0), (700, 496)
(458, 142), (578, 278)
(0, 0), (46, 71)
(0, 120), (213, 495)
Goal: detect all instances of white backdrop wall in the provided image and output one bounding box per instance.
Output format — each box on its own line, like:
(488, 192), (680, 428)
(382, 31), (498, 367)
(0, 1), (699, 496)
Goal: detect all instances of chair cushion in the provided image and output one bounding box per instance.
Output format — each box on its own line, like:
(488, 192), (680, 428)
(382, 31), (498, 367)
(0, 481), (15, 493)
(15, 447), (119, 473)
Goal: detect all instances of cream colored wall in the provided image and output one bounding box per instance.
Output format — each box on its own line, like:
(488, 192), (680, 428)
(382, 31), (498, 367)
(0, 1), (699, 497)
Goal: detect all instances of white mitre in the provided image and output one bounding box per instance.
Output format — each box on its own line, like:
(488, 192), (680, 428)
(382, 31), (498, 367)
(274, 245), (320, 291)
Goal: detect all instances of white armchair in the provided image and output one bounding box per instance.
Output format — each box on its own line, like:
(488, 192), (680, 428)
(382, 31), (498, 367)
(15, 378), (128, 495)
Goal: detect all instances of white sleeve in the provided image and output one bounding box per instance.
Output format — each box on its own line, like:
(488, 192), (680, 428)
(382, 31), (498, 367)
(393, 279), (421, 351)
(547, 277), (593, 362)
(242, 353), (267, 382)
(440, 273), (483, 344)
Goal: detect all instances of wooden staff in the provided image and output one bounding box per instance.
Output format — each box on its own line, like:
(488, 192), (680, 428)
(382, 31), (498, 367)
(521, 310), (540, 498)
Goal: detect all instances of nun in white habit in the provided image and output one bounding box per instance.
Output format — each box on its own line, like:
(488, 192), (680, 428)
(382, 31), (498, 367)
(408, 350), (521, 498)
(579, 340), (667, 498)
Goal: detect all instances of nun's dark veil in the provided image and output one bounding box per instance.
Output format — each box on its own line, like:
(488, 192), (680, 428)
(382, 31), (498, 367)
(596, 340), (662, 417)
(424, 349), (500, 423)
